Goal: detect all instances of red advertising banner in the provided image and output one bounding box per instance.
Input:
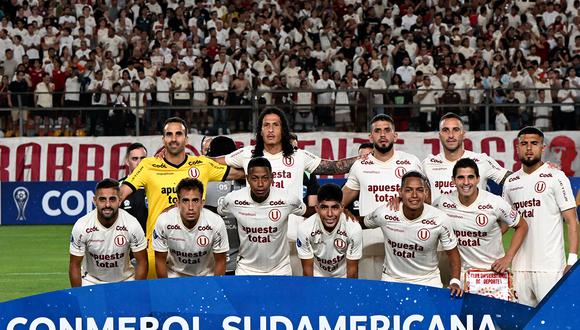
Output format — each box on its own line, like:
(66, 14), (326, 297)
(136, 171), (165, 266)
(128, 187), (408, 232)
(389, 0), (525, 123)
(1, 131), (579, 182)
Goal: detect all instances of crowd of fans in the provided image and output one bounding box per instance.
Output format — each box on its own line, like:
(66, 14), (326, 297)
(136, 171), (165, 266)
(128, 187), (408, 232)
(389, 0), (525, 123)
(0, 0), (579, 137)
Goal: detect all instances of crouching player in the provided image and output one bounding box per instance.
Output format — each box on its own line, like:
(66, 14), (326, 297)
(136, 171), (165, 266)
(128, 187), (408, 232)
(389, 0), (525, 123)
(69, 179), (148, 287)
(297, 184), (363, 278)
(433, 158), (528, 301)
(362, 171), (463, 296)
(153, 178), (229, 277)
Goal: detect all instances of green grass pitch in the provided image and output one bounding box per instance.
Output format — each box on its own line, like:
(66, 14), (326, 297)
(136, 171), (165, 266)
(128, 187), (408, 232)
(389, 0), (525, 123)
(0, 224), (570, 302)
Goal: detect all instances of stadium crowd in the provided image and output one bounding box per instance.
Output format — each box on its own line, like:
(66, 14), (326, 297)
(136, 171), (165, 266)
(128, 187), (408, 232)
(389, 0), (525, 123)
(0, 0), (580, 137)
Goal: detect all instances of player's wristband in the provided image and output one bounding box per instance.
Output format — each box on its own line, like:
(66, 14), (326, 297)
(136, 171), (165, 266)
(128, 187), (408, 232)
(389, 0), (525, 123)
(449, 278), (461, 287)
(567, 253), (578, 266)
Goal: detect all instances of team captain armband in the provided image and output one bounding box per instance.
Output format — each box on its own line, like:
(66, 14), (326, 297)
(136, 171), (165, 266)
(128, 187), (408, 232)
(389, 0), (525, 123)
(464, 269), (516, 302)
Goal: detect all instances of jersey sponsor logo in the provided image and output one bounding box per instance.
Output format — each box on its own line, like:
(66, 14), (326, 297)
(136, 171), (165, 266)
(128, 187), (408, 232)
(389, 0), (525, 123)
(509, 208), (518, 219)
(334, 238), (347, 250)
(116, 225), (128, 231)
(70, 235), (75, 243)
(442, 202), (457, 209)
(153, 229), (159, 239)
(188, 167), (200, 179)
(114, 235), (127, 247)
(429, 158), (443, 164)
(396, 159), (411, 165)
(123, 200), (131, 207)
(151, 163), (167, 168)
(167, 224), (182, 230)
(296, 238), (302, 248)
(269, 200), (285, 206)
(86, 226), (98, 233)
(395, 167), (406, 178)
(508, 175), (520, 182)
(476, 214), (489, 227)
(384, 214), (400, 221)
(477, 204), (493, 210)
(367, 184), (399, 193)
(539, 173), (552, 177)
(283, 156), (294, 167)
(435, 181), (455, 188)
(197, 235), (210, 247)
(197, 225), (213, 231)
(234, 200), (251, 206)
(421, 219), (436, 225)
(535, 181), (546, 193)
(360, 160), (374, 165)
(336, 229), (347, 237)
(269, 209), (281, 222)
(188, 159), (203, 166)
(311, 229), (322, 237)
(417, 228), (431, 241)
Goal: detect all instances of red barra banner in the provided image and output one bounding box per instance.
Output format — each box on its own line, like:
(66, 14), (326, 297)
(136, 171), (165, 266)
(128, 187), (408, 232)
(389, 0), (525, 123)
(1, 131), (579, 182)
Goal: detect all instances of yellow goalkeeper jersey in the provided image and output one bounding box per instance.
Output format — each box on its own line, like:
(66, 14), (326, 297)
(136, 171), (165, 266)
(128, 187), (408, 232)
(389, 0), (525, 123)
(123, 155), (229, 240)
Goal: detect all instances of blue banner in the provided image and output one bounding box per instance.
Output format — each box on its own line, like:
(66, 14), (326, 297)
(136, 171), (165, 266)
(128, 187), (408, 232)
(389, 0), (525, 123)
(0, 276), (540, 330)
(0, 181), (97, 225)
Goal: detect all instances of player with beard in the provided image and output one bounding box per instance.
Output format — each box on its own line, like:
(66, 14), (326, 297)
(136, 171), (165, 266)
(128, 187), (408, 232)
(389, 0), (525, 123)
(69, 179), (148, 286)
(342, 114), (423, 218)
(503, 127), (578, 307)
(422, 113), (511, 202)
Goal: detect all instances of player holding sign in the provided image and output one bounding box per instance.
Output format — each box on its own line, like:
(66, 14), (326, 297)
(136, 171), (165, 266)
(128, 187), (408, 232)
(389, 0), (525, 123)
(342, 114), (422, 217)
(362, 171), (462, 296)
(218, 157), (315, 275)
(69, 179), (148, 287)
(503, 127), (578, 307)
(296, 184), (363, 278)
(153, 178), (229, 277)
(433, 158), (528, 299)
(422, 113), (510, 202)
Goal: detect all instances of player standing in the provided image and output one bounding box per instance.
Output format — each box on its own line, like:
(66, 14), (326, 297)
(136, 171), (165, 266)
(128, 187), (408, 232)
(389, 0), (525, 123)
(342, 114), (423, 218)
(422, 113), (510, 202)
(362, 171), (462, 296)
(296, 184), (363, 278)
(119, 142), (148, 232)
(218, 157), (314, 275)
(153, 178), (229, 277)
(433, 158), (528, 281)
(503, 127), (578, 307)
(69, 179), (147, 287)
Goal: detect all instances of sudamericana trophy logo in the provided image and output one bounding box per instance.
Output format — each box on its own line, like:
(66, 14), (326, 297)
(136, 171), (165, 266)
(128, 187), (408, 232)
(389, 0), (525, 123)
(13, 187), (30, 222)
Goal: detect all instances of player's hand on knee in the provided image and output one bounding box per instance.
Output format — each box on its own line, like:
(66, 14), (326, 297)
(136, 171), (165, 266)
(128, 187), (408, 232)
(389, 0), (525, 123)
(491, 256), (511, 274)
(449, 283), (463, 298)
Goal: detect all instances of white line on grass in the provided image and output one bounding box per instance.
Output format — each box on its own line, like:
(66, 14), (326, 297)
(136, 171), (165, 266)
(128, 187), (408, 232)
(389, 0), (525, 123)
(4, 272), (67, 276)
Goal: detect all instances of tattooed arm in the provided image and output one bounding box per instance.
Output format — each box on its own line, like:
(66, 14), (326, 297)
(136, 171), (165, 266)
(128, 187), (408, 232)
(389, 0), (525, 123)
(312, 156), (358, 175)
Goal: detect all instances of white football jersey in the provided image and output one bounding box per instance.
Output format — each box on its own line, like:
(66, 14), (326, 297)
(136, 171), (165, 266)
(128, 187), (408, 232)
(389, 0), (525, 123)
(364, 203), (457, 283)
(152, 208), (229, 277)
(345, 151), (423, 216)
(218, 187), (306, 274)
(433, 190), (520, 271)
(296, 213), (363, 278)
(422, 150), (509, 202)
(225, 147), (321, 199)
(502, 163), (576, 271)
(69, 209), (147, 284)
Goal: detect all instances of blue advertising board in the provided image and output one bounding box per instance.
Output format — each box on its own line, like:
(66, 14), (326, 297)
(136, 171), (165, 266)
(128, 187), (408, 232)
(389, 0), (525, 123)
(0, 181), (97, 225)
(1, 267), (579, 329)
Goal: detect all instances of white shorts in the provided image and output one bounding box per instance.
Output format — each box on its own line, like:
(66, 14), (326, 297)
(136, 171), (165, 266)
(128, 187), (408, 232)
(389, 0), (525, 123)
(513, 271), (562, 307)
(235, 258), (292, 276)
(381, 273), (443, 288)
(81, 273), (134, 286)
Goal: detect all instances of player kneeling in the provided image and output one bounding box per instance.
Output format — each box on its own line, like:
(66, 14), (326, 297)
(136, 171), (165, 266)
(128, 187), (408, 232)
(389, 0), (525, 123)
(153, 178), (229, 277)
(69, 179), (148, 287)
(297, 184), (363, 278)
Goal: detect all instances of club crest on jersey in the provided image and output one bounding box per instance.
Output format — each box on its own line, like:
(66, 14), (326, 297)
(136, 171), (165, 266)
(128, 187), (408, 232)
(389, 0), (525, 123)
(476, 214), (489, 227)
(283, 156), (294, 167)
(269, 209), (281, 222)
(535, 181), (546, 193)
(114, 235), (127, 247)
(197, 235), (210, 247)
(395, 167), (406, 178)
(188, 167), (200, 179)
(417, 228), (430, 241)
(334, 238), (347, 250)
